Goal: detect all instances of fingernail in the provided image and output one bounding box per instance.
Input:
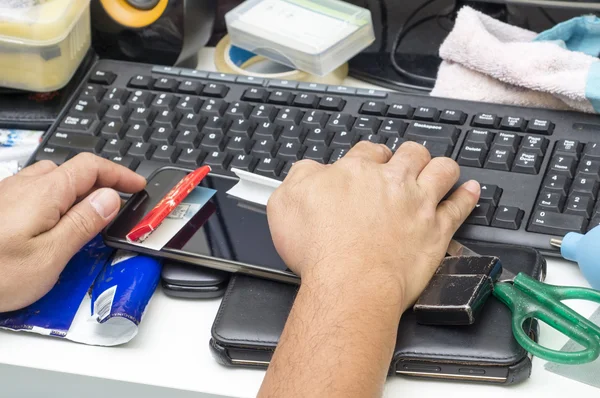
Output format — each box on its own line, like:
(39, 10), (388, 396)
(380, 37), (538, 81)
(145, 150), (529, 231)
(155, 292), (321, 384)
(89, 188), (120, 219)
(463, 180), (480, 195)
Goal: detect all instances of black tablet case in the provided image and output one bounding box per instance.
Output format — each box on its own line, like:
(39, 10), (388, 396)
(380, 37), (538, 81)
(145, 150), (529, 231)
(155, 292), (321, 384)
(209, 240), (546, 385)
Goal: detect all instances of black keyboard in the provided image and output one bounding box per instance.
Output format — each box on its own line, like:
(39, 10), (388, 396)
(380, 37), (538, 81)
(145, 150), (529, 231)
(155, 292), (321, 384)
(30, 59), (600, 256)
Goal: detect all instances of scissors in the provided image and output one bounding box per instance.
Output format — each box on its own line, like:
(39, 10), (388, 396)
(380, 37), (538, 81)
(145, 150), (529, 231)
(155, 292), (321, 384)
(447, 240), (600, 365)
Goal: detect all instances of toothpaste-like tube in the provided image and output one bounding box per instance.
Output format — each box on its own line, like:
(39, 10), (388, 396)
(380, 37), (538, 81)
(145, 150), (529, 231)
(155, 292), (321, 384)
(0, 129), (43, 147)
(0, 145), (38, 162)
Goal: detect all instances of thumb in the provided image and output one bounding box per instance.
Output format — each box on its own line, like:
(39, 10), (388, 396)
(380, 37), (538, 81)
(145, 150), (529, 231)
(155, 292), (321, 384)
(437, 180), (480, 236)
(46, 187), (121, 265)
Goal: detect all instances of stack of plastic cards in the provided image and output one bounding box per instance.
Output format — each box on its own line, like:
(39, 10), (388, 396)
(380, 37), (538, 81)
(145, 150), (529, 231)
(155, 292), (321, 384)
(225, 0), (375, 76)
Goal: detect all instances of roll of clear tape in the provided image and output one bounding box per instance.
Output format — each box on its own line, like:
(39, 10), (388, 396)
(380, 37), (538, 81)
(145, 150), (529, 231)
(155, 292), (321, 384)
(214, 35), (348, 85)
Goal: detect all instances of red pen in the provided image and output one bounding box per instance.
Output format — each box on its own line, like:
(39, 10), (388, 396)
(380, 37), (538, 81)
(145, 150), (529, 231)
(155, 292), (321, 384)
(126, 166), (212, 243)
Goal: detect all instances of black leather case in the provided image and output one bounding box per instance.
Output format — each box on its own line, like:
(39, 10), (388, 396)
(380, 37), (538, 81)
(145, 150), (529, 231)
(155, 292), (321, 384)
(209, 241), (546, 385)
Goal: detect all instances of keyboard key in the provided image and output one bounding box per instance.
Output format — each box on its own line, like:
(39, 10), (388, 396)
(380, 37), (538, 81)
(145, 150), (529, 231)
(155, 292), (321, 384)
(318, 96), (345, 111)
(268, 90), (293, 105)
(151, 144), (179, 162)
(180, 69), (207, 79)
(537, 191), (565, 212)
(386, 104), (413, 119)
(177, 80), (203, 95)
(225, 135), (253, 154)
(235, 76), (264, 86)
(465, 203), (494, 226)
(225, 102), (252, 119)
(472, 113), (499, 128)
(176, 96), (202, 113)
(70, 99), (107, 118)
(229, 154), (257, 172)
(570, 175), (600, 200)
(100, 120), (124, 139)
(203, 151), (231, 171)
(200, 99), (228, 116)
(554, 139), (582, 158)
(404, 122), (460, 145)
(149, 126), (176, 145)
(125, 123), (152, 142)
(201, 116), (230, 134)
(105, 104), (131, 123)
(152, 66), (181, 76)
(527, 119), (553, 135)
(565, 195), (594, 218)
(276, 108), (303, 126)
(293, 93), (319, 108)
(491, 132), (520, 152)
(352, 117), (381, 135)
(254, 157), (283, 178)
(331, 130), (356, 149)
(253, 122), (279, 140)
(305, 127), (331, 145)
(106, 155), (139, 171)
(360, 101), (387, 116)
(200, 132), (226, 151)
(413, 107), (438, 121)
(250, 104), (277, 123)
(528, 210), (587, 235)
(542, 174), (571, 196)
(89, 70), (116, 85)
(360, 134), (384, 144)
(58, 116), (100, 135)
(242, 88), (269, 102)
(386, 136), (405, 152)
(326, 113), (354, 131)
(153, 109), (180, 128)
(301, 110), (328, 128)
(417, 140), (453, 158)
(577, 159), (600, 178)
(484, 148), (515, 171)
(252, 138), (278, 157)
(128, 75), (153, 89)
(512, 151), (542, 174)
(439, 110), (466, 124)
(208, 72), (236, 83)
(548, 155), (578, 178)
(127, 142), (154, 159)
(326, 86), (356, 95)
(298, 82), (328, 92)
(588, 215), (600, 232)
(153, 77), (178, 92)
(228, 119), (256, 138)
(328, 148), (348, 163)
(202, 83), (229, 98)
(49, 132), (105, 153)
(177, 148), (206, 167)
(465, 129), (494, 149)
(500, 116), (526, 131)
(279, 125), (305, 144)
(520, 135), (548, 156)
(479, 184), (502, 207)
(492, 206), (523, 230)
(81, 84), (105, 101)
(177, 112), (204, 130)
(102, 138), (130, 156)
(268, 80), (298, 89)
(356, 88), (388, 98)
(303, 143), (330, 163)
(378, 119), (407, 138)
(151, 93), (178, 110)
(128, 106), (155, 125)
(127, 90), (153, 107)
(35, 146), (71, 165)
(103, 87), (129, 105)
(583, 142), (600, 161)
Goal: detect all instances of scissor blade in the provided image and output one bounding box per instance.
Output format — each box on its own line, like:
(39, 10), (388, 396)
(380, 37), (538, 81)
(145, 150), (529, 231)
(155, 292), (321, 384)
(447, 240), (481, 257)
(499, 268), (518, 283)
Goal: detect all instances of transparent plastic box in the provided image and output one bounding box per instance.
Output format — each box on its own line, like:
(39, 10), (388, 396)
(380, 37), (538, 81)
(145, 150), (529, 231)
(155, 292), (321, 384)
(225, 0), (375, 76)
(0, 0), (92, 92)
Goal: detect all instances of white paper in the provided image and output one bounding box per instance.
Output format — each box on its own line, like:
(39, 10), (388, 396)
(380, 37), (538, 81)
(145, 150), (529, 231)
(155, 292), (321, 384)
(227, 168), (282, 207)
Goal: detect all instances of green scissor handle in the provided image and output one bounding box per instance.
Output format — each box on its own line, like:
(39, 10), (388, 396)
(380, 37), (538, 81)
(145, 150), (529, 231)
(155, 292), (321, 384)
(493, 273), (600, 365)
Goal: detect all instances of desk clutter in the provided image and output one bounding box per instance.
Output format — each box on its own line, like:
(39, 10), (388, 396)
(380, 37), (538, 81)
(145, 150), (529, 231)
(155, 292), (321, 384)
(0, 0), (600, 393)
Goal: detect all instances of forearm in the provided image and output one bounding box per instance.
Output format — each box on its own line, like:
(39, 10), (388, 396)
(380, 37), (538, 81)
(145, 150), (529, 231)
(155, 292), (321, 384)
(258, 266), (404, 398)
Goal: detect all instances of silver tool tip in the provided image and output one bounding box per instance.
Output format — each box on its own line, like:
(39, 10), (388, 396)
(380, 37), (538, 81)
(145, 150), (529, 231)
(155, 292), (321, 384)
(550, 238), (563, 249)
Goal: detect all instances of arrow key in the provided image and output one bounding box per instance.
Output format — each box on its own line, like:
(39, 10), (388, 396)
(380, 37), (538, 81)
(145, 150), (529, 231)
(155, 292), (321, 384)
(492, 206), (524, 230)
(479, 184), (502, 207)
(465, 203), (494, 226)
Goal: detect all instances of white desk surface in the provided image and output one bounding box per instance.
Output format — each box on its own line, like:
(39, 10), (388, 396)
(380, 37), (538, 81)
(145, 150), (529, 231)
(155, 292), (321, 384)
(0, 48), (598, 398)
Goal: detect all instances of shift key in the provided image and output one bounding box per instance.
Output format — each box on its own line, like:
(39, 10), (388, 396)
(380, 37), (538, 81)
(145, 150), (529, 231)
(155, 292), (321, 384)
(528, 210), (587, 235)
(49, 132), (105, 154)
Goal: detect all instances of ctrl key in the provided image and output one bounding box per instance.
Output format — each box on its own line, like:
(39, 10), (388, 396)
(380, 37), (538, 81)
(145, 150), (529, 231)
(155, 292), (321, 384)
(528, 210), (587, 235)
(35, 146), (71, 165)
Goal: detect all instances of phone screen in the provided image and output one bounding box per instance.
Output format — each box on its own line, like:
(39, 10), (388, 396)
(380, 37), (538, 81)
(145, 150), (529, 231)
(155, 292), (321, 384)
(104, 167), (295, 282)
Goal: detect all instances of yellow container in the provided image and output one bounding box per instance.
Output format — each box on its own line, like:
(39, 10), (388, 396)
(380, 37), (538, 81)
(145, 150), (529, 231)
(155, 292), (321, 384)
(0, 0), (91, 92)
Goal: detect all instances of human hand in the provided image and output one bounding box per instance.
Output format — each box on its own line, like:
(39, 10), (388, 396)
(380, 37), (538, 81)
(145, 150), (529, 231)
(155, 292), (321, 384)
(267, 141), (480, 310)
(0, 154), (146, 312)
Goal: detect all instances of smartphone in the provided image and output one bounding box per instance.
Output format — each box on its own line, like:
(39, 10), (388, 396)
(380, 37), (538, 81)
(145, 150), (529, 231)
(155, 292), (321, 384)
(161, 261), (230, 299)
(103, 166), (299, 284)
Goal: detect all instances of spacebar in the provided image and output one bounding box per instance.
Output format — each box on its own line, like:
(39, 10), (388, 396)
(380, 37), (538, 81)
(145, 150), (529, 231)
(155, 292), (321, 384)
(528, 210), (587, 235)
